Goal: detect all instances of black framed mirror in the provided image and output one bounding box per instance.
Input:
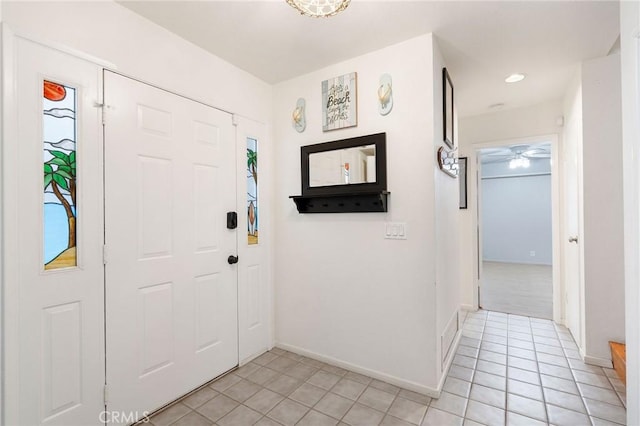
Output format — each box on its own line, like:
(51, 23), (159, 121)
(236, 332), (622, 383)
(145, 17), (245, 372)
(301, 132), (387, 196)
(291, 133), (389, 213)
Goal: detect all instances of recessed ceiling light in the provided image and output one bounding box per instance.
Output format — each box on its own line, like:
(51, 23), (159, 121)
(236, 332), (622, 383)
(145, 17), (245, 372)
(505, 73), (526, 83)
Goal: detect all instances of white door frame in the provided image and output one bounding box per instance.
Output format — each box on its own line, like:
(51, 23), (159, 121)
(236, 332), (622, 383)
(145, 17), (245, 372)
(469, 133), (562, 323)
(621, 2), (640, 423)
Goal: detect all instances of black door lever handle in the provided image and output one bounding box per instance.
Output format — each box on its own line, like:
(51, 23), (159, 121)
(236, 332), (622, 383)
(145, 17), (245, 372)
(227, 255), (239, 265)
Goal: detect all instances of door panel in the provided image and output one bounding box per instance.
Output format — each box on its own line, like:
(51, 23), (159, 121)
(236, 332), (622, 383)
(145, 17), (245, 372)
(12, 38), (104, 426)
(104, 72), (238, 420)
(236, 118), (271, 362)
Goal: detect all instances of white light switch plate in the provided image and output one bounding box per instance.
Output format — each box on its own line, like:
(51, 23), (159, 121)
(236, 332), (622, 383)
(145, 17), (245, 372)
(385, 222), (407, 240)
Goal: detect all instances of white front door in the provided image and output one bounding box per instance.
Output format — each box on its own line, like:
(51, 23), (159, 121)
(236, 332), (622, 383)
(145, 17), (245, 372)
(103, 72), (238, 420)
(8, 37), (105, 425)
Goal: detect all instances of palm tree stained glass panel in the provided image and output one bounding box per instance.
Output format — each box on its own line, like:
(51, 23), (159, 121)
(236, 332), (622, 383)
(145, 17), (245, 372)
(247, 138), (258, 245)
(43, 80), (77, 270)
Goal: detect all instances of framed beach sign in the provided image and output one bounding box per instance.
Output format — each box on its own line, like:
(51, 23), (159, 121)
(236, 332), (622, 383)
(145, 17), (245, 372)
(322, 72), (357, 131)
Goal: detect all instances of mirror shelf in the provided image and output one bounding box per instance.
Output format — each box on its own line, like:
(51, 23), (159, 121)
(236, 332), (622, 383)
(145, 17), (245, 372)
(290, 191), (389, 213)
(290, 132), (389, 213)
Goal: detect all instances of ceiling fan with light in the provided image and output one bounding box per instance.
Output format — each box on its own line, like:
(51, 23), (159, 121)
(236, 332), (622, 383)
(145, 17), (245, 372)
(481, 144), (551, 169)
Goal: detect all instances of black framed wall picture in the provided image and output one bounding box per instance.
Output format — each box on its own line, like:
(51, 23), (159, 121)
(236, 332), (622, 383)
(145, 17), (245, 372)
(443, 68), (454, 149)
(459, 157), (467, 209)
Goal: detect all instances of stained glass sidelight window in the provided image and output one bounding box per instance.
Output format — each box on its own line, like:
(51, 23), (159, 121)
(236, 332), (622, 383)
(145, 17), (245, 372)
(43, 80), (77, 269)
(247, 138), (258, 245)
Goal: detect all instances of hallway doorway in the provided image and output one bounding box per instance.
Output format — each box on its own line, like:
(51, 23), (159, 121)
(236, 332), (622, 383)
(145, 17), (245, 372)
(481, 261), (552, 319)
(478, 142), (554, 319)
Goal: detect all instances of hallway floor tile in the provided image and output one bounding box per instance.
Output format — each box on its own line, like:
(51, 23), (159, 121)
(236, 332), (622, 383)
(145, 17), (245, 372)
(149, 310), (626, 425)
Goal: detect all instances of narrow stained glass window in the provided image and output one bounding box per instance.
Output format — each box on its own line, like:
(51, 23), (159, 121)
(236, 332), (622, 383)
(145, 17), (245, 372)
(43, 80), (77, 269)
(247, 138), (258, 245)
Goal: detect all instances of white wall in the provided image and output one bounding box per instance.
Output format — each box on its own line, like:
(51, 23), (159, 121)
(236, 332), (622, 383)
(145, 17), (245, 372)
(2, 1), (272, 122)
(581, 54), (625, 362)
(562, 54), (625, 364)
(621, 0), (640, 422)
(461, 100), (564, 145)
(433, 38), (460, 383)
(272, 34), (458, 393)
(481, 159), (552, 265)
(458, 100), (563, 310)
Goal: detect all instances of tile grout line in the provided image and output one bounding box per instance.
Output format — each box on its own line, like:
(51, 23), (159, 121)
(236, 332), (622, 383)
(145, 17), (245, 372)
(381, 387), (400, 425)
(461, 312), (485, 424)
(568, 351), (596, 426)
(605, 368), (627, 408)
(311, 364), (367, 425)
(554, 322), (625, 426)
(555, 324), (599, 426)
(526, 315), (550, 425)
(504, 315), (512, 426)
(553, 324), (626, 425)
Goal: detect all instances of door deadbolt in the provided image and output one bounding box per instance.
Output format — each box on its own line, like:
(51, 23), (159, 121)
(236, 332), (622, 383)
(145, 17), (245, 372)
(227, 212), (238, 229)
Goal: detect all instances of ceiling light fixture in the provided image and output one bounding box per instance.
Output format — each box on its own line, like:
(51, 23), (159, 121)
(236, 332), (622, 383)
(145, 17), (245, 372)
(505, 73), (526, 83)
(509, 156), (530, 169)
(286, 0), (350, 17)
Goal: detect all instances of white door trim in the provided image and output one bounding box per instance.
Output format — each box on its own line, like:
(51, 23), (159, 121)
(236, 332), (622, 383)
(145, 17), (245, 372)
(469, 133), (563, 323)
(1, 24), (21, 426)
(621, 3), (640, 424)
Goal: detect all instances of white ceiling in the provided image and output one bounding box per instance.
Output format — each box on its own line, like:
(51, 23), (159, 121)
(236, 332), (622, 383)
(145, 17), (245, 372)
(118, 0), (619, 117)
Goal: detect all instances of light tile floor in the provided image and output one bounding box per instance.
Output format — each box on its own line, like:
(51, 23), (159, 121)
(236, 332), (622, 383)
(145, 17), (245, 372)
(149, 310), (626, 426)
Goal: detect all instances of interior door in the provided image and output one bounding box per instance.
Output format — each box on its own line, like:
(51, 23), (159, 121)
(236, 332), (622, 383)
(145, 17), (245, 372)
(11, 38), (105, 425)
(104, 71), (238, 420)
(564, 111), (582, 347)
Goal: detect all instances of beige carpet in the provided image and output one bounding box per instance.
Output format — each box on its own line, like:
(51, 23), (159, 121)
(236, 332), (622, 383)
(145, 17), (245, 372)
(480, 261), (553, 320)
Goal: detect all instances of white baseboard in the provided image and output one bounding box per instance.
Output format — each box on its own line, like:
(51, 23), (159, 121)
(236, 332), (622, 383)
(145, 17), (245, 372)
(460, 304), (477, 312)
(274, 342), (440, 398)
(583, 354), (614, 369)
